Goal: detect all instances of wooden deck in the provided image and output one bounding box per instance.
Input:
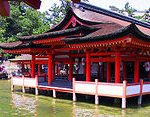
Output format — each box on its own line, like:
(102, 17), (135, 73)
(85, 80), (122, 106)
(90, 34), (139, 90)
(38, 77), (73, 93)
(11, 76), (150, 108)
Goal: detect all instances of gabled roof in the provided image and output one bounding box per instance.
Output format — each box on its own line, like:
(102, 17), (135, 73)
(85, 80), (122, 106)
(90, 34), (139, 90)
(18, 26), (98, 41)
(0, 41), (49, 50)
(0, 2), (149, 52)
(14, 2), (150, 42)
(46, 8), (102, 33)
(78, 2), (150, 29)
(64, 24), (150, 44)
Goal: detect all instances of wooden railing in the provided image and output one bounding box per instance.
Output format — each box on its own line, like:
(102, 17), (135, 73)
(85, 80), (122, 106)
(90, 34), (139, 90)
(11, 75), (38, 95)
(72, 78), (150, 108)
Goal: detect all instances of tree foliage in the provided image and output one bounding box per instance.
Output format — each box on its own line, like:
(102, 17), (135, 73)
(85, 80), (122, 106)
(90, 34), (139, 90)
(45, 0), (88, 25)
(0, 2), (50, 43)
(109, 2), (150, 23)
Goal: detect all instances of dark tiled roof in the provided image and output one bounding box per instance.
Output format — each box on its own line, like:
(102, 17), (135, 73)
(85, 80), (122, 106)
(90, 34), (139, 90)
(0, 2), (149, 51)
(46, 8), (103, 33)
(18, 26), (98, 41)
(0, 41), (22, 49)
(79, 2), (150, 29)
(64, 24), (150, 44)
(0, 41), (49, 50)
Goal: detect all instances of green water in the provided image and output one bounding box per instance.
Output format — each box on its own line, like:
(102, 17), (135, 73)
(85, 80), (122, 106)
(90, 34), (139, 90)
(0, 80), (149, 117)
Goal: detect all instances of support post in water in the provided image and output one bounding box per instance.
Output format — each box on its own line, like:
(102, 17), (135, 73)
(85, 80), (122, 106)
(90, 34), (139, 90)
(22, 75), (25, 93)
(53, 89), (56, 98)
(138, 80), (143, 105)
(35, 75), (38, 95)
(95, 79), (99, 105)
(73, 93), (76, 102)
(73, 78), (77, 101)
(122, 80), (127, 109)
(11, 77), (14, 92)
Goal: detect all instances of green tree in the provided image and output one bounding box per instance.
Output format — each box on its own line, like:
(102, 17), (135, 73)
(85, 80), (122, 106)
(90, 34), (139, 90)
(0, 1), (50, 43)
(109, 2), (150, 23)
(45, 0), (88, 25)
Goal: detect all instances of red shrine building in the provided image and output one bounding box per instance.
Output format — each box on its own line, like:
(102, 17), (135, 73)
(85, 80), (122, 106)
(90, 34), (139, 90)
(0, 3), (150, 108)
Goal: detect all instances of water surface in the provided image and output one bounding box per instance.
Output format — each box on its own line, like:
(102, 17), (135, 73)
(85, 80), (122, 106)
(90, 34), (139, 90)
(0, 80), (149, 117)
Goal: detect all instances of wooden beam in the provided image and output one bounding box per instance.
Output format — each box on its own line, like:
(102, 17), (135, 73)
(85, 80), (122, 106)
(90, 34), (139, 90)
(91, 57), (115, 62)
(70, 53), (85, 58)
(0, 0), (10, 16)
(24, 0), (41, 9)
(90, 52), (115, 56)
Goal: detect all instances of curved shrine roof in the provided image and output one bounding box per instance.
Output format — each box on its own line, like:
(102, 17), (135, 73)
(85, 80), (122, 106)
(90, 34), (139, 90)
(0, 2), (149, 51)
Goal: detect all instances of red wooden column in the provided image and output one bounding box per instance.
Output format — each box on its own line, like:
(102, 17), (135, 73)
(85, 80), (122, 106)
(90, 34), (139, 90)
(52, 57), (55, 81)
(69, 57), (73, 81)
(107, 62), (111, 82)
(115, 52), (121, 83)
(31, 55), (35, 78)
(86, 51), (91, 81)
(123, 62), (127, 80)
(134, 60), (139, 83)
(48, 54), (53, 85)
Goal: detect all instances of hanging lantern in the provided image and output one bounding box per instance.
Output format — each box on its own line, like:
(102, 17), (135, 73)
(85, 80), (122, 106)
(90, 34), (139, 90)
(99, 62), (103, 66)
(120, 62), (123, 71)
(144, 62), (150, 71)
(74, 58), (80, 71)
(58, 62), (64, 70)
(81, 58), (85, 66)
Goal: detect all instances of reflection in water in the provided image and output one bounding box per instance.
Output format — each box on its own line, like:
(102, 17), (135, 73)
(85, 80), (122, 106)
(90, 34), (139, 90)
(11, 93), (37, 116)
(121, 109), (126, 117)
(72, 102), (108, 117)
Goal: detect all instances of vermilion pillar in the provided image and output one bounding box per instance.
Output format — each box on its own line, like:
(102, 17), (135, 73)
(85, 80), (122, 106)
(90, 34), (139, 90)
(107, 62), (111, 82)
(69, 58), (73, 81)
(86, 51), (91, 81)
(115, 52), (121, 83)
(134, 60), (139, 83)
(48, 54), (52, 85)
(57, 64), (60, 76)
(52, 57), (55, 81)
(31, 55), (35, 78)
(123, 62), (127, 80)
(38, 64), (41, 75)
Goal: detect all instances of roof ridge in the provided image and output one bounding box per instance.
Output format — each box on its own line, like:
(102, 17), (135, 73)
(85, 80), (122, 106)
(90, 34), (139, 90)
(79, 2), (150, 29)
(64, 24), (150, 44)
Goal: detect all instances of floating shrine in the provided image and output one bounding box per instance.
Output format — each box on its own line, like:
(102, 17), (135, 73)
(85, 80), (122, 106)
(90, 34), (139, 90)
(0, 2), (150, 108)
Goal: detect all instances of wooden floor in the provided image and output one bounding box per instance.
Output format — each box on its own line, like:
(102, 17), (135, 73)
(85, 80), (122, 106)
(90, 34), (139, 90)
(38, 77), (73, 93)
